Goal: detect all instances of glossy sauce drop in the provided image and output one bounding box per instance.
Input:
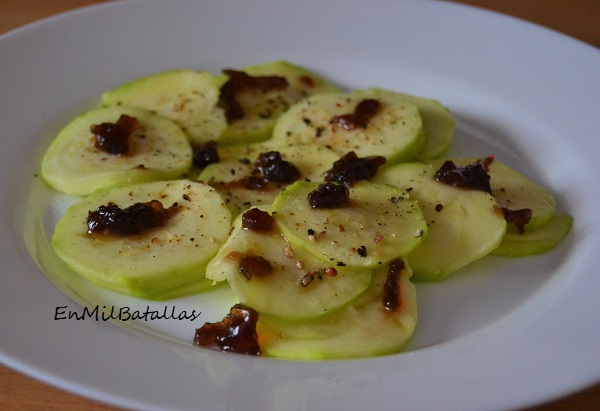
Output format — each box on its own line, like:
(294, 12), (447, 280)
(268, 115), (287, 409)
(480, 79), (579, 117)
(194, 304), (261, 356)
(86, 200), (179, 236)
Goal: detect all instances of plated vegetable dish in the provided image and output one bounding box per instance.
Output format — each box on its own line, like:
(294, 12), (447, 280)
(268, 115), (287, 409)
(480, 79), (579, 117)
(40, 61), (572, 360)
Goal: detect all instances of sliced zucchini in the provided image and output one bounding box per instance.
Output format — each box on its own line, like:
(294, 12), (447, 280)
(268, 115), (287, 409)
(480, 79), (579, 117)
(436, 157), (557, 232)
(197, 142), (339, 215)
(101, 69), (227, 145)
(257, 258), (417, 360)
(374, 162), (507, 282)
(487, 160), (557, 232)
(271, 181), (427, 268)
(206, 207), (372, 320)
(491, 212), (573, 257)
(51, 180), (231, 300)
(41, 106), (192, 196)
(215, 61), (340, 145)
(271, 89), (425, 163)
(365, 88), (455, 160)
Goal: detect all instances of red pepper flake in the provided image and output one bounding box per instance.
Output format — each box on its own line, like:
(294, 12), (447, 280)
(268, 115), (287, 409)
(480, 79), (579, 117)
(282, 244), (294, 258)
(194, 304), (261, 356)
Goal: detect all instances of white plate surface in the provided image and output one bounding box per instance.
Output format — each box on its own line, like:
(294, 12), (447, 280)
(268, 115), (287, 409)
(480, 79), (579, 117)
(2, 1), (600, 410)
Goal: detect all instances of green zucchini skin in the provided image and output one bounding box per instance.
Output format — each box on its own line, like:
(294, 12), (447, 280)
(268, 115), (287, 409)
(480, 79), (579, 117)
(491, 213), (573, 257)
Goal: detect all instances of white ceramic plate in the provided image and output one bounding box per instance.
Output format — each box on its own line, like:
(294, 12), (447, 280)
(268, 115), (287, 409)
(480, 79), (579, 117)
(2, 1), (599, 410)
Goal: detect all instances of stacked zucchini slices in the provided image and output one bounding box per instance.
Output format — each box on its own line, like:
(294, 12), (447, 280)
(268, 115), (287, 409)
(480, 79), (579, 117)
(42, 61), (572, 360)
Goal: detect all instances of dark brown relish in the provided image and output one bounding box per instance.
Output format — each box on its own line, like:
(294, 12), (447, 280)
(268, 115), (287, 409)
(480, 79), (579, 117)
(308, 182), (350, 209)
(253, 151), (300, 183)
(241, 208), (275, 232)
(299, 75), (316, 88)
(323, 151), (386, 186)
(383, 259), (405, 313)
(330, 98), (381, 130)
(194, 304), (261, 356)
(86, 200), (179, 236)
(91, 114), (139, 156)
(193, 140), (220, 169)
(501, 207), (533, 234)
(241, 175), (268, 190)
(434, 156), (494, 194)
(219, 69), (289, 123)
(208, 150), (300, 195)
(238, 254), (273, 279)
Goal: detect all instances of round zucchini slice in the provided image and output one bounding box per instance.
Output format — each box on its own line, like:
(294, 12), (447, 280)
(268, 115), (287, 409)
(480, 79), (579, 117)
(41, 106), (192, 196)
(374, 162), (507, 282)
(271, 90), (425, 164)
(271, 181), (427, 268)
(51, 180), (231, 300)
